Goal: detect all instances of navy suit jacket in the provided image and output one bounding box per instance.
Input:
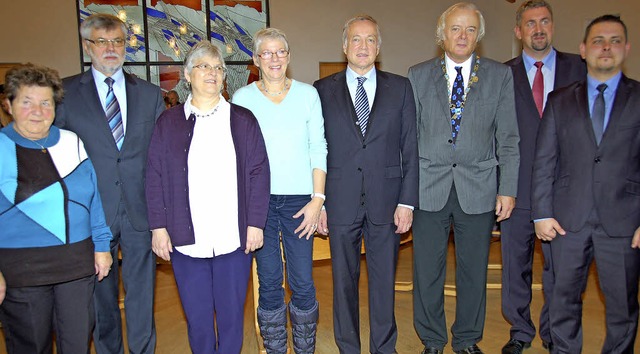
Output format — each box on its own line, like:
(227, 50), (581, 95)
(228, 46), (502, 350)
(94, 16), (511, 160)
(505, 51), (585, 210)
(313, 69), (418, 225)
(532, 75), (640, 237)
(55, 70), (165, 231)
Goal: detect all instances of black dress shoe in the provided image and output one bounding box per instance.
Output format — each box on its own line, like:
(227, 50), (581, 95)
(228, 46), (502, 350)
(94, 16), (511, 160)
(542, 340), (554, 351)
(455, 344), (484, 354)
(421, 347), (443, 354)
(502, 339), (531, 354)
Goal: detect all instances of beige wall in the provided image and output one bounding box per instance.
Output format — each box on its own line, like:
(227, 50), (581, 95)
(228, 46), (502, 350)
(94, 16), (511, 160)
(1, 0), (638, 84)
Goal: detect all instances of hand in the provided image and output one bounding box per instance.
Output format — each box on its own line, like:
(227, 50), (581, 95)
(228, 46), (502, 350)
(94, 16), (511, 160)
(495, 195), (516, 222)
(245, 226), (264, 254)
(0, 271), (5, 305)
(317, 209), (329, 235)
(152, 228), (173, 261)
(293, 198), (324, 240)
(94, 251), (113, 282)
(632, 226), (640, 248)
(534, 218), (566, 241)
(394, 206), (413, 234)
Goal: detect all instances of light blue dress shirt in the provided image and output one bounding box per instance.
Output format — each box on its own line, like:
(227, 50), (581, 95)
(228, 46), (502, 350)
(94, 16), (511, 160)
(522, 48), (557, 110)
(91, 67), (128, 135)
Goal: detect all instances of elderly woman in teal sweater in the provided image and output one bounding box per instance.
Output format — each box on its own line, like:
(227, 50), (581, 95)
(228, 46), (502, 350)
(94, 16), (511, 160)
(233, 27), (327, 354)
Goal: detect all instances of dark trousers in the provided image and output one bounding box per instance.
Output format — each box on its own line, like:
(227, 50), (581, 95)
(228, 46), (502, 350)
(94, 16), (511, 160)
(329, 206), (400, 354)
(93, 202), (156, 354)
(500, 208), (554, 343)
(0, 275), (95, 354)
(171, 248), (251, 354)
(413, 188), (495, 351)
(549, 209), (640, 354)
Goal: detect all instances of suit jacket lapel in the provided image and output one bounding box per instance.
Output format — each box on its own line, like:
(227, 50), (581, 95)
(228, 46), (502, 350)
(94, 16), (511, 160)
(332, 71), (363, 141)
(433, 60), (451, 123)
(79, 71), (116, 145)
(123, 73), (139, 152)
(513, 56), (541, 121)
(367, 70), (388, 137)
(601, 75), (632, 144)
(575, 81), (598, 146)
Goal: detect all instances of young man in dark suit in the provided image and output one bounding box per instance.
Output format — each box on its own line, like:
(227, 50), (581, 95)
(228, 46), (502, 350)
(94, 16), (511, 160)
(532, 14), (640, 354)
(55, 13), (164, 354)
(501, 1), (585, 353)
(314, 15), (418, 354)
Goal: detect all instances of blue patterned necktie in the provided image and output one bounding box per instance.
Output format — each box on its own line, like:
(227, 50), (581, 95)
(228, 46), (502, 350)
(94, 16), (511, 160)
(355, 76), (370, 136)
(592, 83), (607, 145)
(450, 66), (464, 144)
(105, 77), (124, 150)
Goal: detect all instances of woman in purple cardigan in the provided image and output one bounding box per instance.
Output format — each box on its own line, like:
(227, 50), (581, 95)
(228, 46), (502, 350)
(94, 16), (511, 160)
(145, 41), (270, 354)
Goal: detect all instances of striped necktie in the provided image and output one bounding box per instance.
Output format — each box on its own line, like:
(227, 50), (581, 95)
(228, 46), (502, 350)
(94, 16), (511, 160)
(105, 77), (124, 150)
(355, 76), (370, 136)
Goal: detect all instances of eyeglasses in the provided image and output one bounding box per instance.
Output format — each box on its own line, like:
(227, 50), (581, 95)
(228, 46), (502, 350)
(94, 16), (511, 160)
(192, 63), (227, 74)
(85, 38), (126, 47)
(257, 49), (289, 59)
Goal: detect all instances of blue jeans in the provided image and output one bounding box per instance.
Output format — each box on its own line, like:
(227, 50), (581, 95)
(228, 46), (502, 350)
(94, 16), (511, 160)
(256, 195), (316, 311)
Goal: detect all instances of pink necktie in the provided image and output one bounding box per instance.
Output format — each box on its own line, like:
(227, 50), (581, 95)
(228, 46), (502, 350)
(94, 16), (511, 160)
(532, 61), (544, 118)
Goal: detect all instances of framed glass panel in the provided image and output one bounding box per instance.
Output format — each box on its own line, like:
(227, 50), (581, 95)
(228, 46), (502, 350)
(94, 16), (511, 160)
(209, 0), (268, 62)
(145, 0), (207, 61)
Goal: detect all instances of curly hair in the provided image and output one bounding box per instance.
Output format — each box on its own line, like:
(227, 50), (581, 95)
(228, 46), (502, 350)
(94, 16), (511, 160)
(4, 63), (64, 104)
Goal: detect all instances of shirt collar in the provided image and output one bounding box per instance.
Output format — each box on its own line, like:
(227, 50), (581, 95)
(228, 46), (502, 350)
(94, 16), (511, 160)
(444, 53), (474, 75)
(91, 66), (124, 87)
(346, 66), (376, 84)
(522, 47), (556, 72)
(587, 71), (622, 95)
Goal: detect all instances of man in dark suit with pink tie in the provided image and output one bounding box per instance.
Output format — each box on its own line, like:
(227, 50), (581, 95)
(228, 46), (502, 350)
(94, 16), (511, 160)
(501, 1), (585, 353)
(532, 14), (640, 353)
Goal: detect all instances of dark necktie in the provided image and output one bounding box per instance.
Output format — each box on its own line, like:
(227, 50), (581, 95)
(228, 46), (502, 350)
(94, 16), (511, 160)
(105, 77), (124, 150)
(532, 61), (544, 117)
(592, 83), (607, 145)
(450, 66), (464, 144)
(355, 76), (370, 136)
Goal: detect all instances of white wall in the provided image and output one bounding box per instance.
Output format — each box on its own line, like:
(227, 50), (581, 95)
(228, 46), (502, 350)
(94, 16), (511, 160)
(1, 0), (638, 84)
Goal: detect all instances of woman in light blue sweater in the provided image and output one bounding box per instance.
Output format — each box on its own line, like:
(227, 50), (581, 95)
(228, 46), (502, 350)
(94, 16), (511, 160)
(233, 28), (327, 354)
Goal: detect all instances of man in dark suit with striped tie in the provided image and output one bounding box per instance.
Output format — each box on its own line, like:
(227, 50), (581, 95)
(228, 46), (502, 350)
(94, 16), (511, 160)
(314, 15), (418, 354)
(55, 13), (164, 354)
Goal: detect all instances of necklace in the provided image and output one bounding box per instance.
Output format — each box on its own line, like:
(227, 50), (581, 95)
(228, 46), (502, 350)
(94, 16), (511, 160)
(261, 78), (290, 96)
(441, 54), (480, 119)
(193, 103), (220, 119)
(30, 134), (50, 153)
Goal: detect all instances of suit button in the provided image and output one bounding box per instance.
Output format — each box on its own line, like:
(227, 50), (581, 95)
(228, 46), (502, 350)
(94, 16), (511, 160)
(361, 193), (365, 197)
(453, 164), (457, 168)
(448, 139), (453, 144)
(116, 158), (121, 163)
(362, 144), (367, 149)
(361, 202), (365, 206)
(357, 167), (362, 172)
(115, 181), (120, 186)
(594, 157), (601, 163)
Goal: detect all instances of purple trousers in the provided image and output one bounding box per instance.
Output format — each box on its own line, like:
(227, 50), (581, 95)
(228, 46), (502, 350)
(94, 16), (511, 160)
(171, 248), (251, 354)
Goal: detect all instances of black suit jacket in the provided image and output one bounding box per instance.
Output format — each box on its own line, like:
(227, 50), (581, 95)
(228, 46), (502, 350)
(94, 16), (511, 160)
(532, 75), (640, 237)
(313, 70), (418, 225)
(55, 70), (165, 231)
(505, 51), (585, 210)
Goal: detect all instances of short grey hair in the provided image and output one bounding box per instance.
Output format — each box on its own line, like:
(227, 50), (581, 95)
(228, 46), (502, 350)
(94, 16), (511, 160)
(436, 2), (485, 48)
(183, 41), (226, 82)
(516, 0), (553, 26)
(342, 15), (382, 48)
(80, 13), (127, 39)
(253, 28), (290, 56)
